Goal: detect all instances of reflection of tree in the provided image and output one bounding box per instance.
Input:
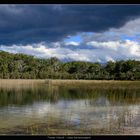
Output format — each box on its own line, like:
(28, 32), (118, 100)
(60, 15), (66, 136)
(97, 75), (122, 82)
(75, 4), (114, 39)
(0, 86), (50, 106)
(60, 87), (140, 106)
(106, 88), (140, 105)
(0, 83), (140, 107)
(48, 85), (59, 103)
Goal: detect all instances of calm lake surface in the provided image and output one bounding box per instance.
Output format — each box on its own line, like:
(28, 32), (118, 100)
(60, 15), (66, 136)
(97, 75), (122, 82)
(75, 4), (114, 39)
(0, 80), (140, 135)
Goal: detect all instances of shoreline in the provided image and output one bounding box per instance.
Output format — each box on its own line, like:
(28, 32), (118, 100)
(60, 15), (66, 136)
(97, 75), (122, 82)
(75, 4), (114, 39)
(0, 79), (139, 88)
(0, 79), (139, 84)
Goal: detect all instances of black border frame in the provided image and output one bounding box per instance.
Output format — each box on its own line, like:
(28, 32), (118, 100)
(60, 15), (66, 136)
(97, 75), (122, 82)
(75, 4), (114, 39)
(0, 1), (140, 139)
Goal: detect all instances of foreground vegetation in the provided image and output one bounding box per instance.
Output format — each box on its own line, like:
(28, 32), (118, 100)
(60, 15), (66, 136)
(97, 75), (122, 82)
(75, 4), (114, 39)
(0, 51), (140, 80)
(0, 79), (140, 106)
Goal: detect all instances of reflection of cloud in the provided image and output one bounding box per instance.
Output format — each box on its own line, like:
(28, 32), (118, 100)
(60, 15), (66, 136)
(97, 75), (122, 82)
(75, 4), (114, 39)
(1, 99), (140, 132)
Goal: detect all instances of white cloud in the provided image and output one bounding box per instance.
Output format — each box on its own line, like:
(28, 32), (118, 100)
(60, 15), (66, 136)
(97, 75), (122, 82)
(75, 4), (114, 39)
(109, 18), (140, 36)
(87, 41), (119, 51)
(0, 39), (140, 63)
(65, 41), (80, 46)
(105, 56), (115, 62)
(87, 40), (140, 57)
(81, 18), (140, 43)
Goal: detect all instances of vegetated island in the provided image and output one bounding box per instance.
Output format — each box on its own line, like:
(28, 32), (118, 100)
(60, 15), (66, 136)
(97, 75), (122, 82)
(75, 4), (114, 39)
(0, 51), (140, 80)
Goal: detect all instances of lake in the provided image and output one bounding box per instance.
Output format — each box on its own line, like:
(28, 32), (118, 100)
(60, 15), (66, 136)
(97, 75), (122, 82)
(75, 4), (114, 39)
(0, 80), (140, 135)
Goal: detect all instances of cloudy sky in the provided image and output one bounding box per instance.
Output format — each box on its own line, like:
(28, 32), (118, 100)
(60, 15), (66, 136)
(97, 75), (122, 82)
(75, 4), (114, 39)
(0, 4), (140, 63)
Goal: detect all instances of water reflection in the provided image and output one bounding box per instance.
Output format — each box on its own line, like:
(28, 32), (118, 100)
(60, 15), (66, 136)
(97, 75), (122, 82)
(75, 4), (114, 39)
(0, 82), (140, 134)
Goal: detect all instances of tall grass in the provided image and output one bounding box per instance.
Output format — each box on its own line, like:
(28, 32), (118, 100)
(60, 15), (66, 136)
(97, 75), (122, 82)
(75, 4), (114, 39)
(45, 80), (140, 92)
(0, 79), (44, 89)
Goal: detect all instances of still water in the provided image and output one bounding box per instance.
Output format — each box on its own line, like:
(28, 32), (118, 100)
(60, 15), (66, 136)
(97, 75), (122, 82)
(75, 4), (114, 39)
(0, 80), (140, 135)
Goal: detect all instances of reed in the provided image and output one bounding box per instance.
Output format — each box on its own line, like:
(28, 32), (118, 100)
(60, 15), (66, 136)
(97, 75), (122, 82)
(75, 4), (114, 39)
(45, 79), (140, 84)
(0, 79), (44, 89)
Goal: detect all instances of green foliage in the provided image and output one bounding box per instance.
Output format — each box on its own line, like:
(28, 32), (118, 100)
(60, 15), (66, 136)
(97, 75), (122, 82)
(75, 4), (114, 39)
(0, 51), (140, 80)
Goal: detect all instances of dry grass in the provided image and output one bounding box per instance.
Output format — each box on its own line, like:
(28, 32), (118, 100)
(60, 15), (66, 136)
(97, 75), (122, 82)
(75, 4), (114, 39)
(0, 79), (139, 90)
(45, 79), (140, 84)
(0, 79), (139, 89)
(0, 79), (45, 89)
(45, 79), (140, 89)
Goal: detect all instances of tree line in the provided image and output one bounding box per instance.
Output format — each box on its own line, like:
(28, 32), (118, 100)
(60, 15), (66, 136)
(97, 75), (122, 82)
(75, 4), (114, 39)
(0, 51), (140, 80)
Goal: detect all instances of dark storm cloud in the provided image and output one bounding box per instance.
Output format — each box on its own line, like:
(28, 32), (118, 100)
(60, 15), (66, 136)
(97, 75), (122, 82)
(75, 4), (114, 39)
(1, 4), (140, 45)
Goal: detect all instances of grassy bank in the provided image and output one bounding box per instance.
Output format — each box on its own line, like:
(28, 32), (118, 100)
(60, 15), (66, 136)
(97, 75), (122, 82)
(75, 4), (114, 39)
(45, 79), (140, 89)
(45, 79), (140, 84)
(0, 79), (139, 89)
(0, 79), (45, 89)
